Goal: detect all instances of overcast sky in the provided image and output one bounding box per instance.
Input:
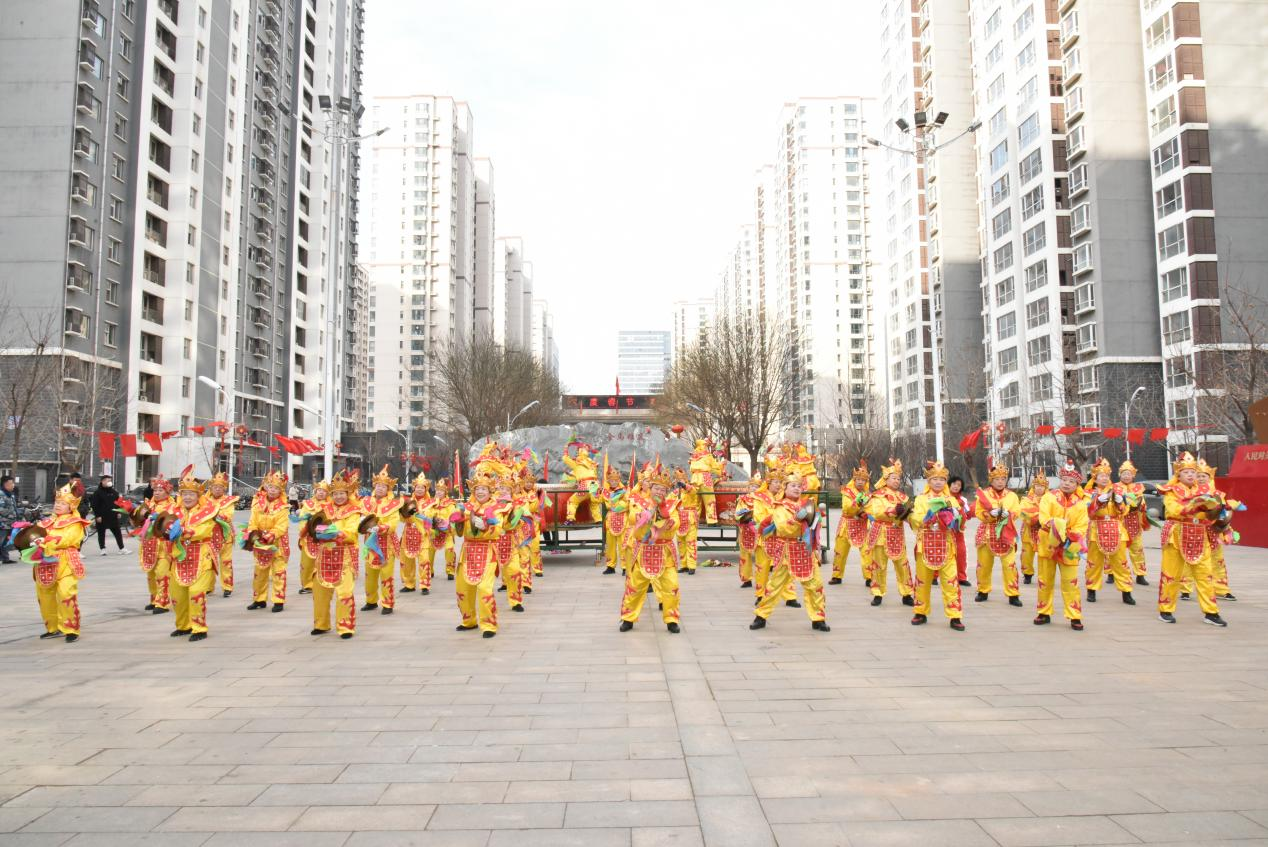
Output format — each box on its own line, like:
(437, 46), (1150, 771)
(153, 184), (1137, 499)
(364, 1), (882, 392)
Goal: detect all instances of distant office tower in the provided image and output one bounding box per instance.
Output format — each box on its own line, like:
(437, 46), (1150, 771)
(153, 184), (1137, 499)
(617, 331), (671, 394)
(714, 224), (760, 327)
(530, 299), (559, 377)
(671, 298), (714, 363)
(473, 158), (496, 339)
(493, 236), (533, 350)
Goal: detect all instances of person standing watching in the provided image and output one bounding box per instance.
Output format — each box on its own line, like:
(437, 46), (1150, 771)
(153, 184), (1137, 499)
(89, 475), (129, 556)
(0, 475), (18, 564)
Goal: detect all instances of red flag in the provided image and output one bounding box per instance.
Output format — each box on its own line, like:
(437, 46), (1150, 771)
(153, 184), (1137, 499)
(1035, 425), (1055, 436)
(957, 429), (982, 452)
(1056, 426), (1078, 436)
(302, 439), (321, 452)
(615, 376), (621, 396)
(1079, 427), (1100, 434)
(143, 432), (163, 452)
(268, 446), (280, 456)
(120, 434), (137, 457)
(453, 448), (464, 496)
(97, 432), (115, 460)
(190, 425), (206, 435)
(274, 435), (297, 455)
(160, 430), (179, 440)
(1101, 427), (1124, 438)
(1149, 428), (1169, 442)
(1127, 428), (1146, 445)
(209, 420), (228, 428)
(245, 438), (263, 448)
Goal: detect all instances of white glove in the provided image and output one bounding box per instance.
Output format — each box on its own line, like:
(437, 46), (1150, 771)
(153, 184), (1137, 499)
(1098, 492), (1110, 503)
(472, 516), (486, 532)
(992, 507), (1004, 519)
(1113, 493), (1124, 504)
(795, 507), (812, 521)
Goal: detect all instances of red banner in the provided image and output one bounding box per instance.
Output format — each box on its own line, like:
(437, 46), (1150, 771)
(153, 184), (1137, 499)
(1150, 428), (1170, 441)
(142, 432), (163, 452)
(1035, 425), (1054, 436)
(97, 432), (115, 460)
(958, 429), (982, 452)
(1127, 428), (1146, 445)
(120, 434), (137, 457)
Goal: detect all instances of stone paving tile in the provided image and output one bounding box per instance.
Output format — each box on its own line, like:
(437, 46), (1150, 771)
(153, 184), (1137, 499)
(487, 828), (631, 847)
(427, 802), (564, 830)
(563, 800), (698, 829)
(126, 785), (267, 807)
(156, 807), (306, 832)
(1110, 811), (1268, 842)
(19, 807), (177, 833)
(631, 827), (704, 847)
(343, 833), (489, 847)
(979, 814), (1140, 847)
(291, 804), (434, 831)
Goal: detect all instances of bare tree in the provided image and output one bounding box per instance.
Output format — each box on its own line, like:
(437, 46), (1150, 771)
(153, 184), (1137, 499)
(1192, 285), (1268, 447)
(433, 332), (562, 447)
(814, 383), (893, 487)
(0, 306), (62, 480)
(58, 361), (127, 476)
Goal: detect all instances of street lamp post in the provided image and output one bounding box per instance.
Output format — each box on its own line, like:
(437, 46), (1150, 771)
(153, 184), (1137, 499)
(1125, 386), (1147, 464)
(508, 400), (540, 432)
(198, 376), (233, 494)
(866, 114), (982, 464)
(384, 423), (411, 482)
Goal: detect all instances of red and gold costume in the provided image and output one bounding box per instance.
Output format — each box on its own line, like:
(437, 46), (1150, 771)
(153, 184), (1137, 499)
(1083, 457), (1134, 601)
(399, 474), (433, 593)
(362, 465), (402, 612)
(310, 469), (363, 637)
(674, 468), (700, 574)
(169, 471), (219, 639)
(907, 461), (964, 628)
(734, 477), (761, 587)
(562, 445), (599, 523)
(688, 439), (726, 524)
(866, 459), (913, 603)
(1197, 460), (1237, 600)
(297, 482), (331, 593)
(494, 477), (528, 610)
(752, 476), (828, 629)
(1018, 473), (1049, 581)
(619, 464), (682, 630)
(429, 479), (459, 579)
(453, 471), (509, 635)
(1157, 453), (1226, 622)
(831, 461), (873, 585)
(1035, 460), (1088, 628)
(752, 472), (796, 604)
(136, 476), (175, 612)
(30, 481), (89, 639)
(973, 458), (1021, 602)
(601, 468), (629, 574)
(1117, 461), (1149, 582)
(245, 470), (290, 610)
(205, 472), (236, 597)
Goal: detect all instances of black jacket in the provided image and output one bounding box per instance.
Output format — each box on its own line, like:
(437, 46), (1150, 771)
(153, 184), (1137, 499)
(89, 485), (121, 520)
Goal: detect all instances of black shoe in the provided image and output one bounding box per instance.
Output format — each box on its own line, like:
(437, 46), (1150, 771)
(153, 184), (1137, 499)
(603, 567), (615, 574)
(511, 604), (524, 612)
(1180, 592), (1191, 600)
(974, 592), (988, 602)
(740, 580), (752, 588)
(667, 622), (680, 633)
(959, 579), (972, 587)
(1086, 590), (1097, 603)
(686, 569), (695, 575)
(456, 624), (477, 631)
(447, 574), (455, 581)
(247, 601), (266, 610)
(497, 585), (507, 592)
(753, 597), (761, 607)
(870, 596), (882, 607)
(341, 633), (353, 639)
(865, 579), (872, 588)
(749, 616), (766, 630)
(620, 620), (634, 632)
(298, 588), (312, 595)
(678, 567), (687, 573)
(421, 588), (430, 595)
(361, 603), (378, 611)
(828, 577), (842, 585)
(910, 614), (927, 626)
(482, 630), (496, 638)
(1070, 619), (1084, 631)
(144, 603), (155, 611)
(1008, 596), (1023, 607)
(1135, 575), (1149, 586)
(1223, 593), (1237, 601)
(39, 631), (63, 639)
(64, 634), (79, 643)
(1204, 613), (1228, 627)
(381, 607), (393, 615)
(189, 632), (207, 642)
(1159, 612), (1176, 623)
(223, 590), (233, 598)
(811, 621), (830, 632)
(901, 595), (914, 607)
(950, 618), (965, 631)
(785, 599), (801, 608)
(1022, 575), (1032, 585)
(271, 603), (284, 613)
(311, 628), (329, 635)
(152, 607), (169, 615)
(524, 586), (533, 594)
(1122, 592), (1136, 606)
(400, 586), (416, 593)
(170, 629), (191, 637)
(1033, 614), (1051, 626)
(932, 577), (938, 585)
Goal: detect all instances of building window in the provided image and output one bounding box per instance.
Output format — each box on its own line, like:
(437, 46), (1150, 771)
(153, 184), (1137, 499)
(997, 313), (1017, 340)
(1024, 260), (1048, 293)
(1021, 186), (1044, 221)
(1030, 373), (1053, 401)
(990, 107), (1008, 136)
(1022, 223), (1047, 256)
(1146, 12), (1172, 50)
(1019, 149), (1042, 184)
(1000, 383), (1020, 408)
(1160, 266), (1188, 303)
(1153, 137), (1180, 177)
(1157, 222), (1186, 260)
(1155, 180), (1182, 218)
(1073, 243), (1094, 274)
(1071, 202), (1091, 233)
(1028, 335), (1051, 364)
(1018, 76), (1038, 107)
(1017, 42), (1035, 71)
(992, 209), (1013, 241)
(994, 243), (1014, 273)
(1018, 113), (1040, 148)
(991, 174), (1010, 207)
(1076, 324), (1097, 353)
(985, 9), (1001, 36)
(1013, 6), (1033, 38)
(1162, 310), (1191, 345)
(990, 140), (1009, 172)
(1026, 298), (1050, 329)
(1150, 95), (1177, 136)
(998, 347), (1018, 374)
(996, 277), (1015, 306)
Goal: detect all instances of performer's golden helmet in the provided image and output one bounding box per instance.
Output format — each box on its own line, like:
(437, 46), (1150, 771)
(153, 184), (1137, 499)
(694, 439), (708, 451)
(876, 457), (902, 489)
(412, 473), (430, 491)
(371, 464), (397, 491)
(55, 479), (85, 510)
(1057, 458), (1083, 483)
(178, 468), (205, 494)
(330, 468), (360, 493)
(646, 463), (673, 488)
(151, 473), (171, 493)
(469, 469), (498, 494)
(1029, 471), (1049, 491)
(1196, 457), (1216, 476)
(851, 459), (870, 486)
(261, 469), (287, 491)
(314, 480), (331, 496)
(924, 459), (949, 481)
(987, 457), (1009, 482)
(208, 471), (229, 491)
(1172, 451), (1199, 473)
(1118, 460), (1138, 475)
(1089, 457), (1113, 478)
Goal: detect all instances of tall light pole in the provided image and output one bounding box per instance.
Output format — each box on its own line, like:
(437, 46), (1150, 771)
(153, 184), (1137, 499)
(866, 113), (982, 463)
(1124, 386), (1147, 464)
(198, 376), (234, 493)
(508, 400), (540, 432)
(316, 95), (389, 479)
(384, 423), (411, 481)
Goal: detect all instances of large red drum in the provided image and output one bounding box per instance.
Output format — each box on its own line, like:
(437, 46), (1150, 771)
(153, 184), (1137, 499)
(539, 484), (599, 528)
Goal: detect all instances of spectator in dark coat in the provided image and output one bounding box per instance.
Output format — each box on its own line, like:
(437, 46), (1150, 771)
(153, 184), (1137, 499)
(89, 475), (129, 555)
(0, 476), (17, 563)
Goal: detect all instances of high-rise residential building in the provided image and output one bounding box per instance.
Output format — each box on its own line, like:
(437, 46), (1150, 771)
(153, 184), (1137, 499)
(616, 331), (670, 394)
(714, 225), (760, 326)
(530, 298), (559, 377)
(670, 297), (714, 362)
(876, 0), (982, 440)
(493, 236), (533, 350)
(345, 263), (371, 430)
(0, 0), (365, 490)
(363, 95), (475, 431)
(473, 157), (495, 338)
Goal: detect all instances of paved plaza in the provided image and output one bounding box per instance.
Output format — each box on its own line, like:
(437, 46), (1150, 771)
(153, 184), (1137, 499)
(0, 524), (1266, 847)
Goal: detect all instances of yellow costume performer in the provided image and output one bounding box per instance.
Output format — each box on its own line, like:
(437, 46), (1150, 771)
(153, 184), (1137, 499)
(1018, 472), (1049, 584)
(1198, 460), (1237, 602)
(29, 480), (89, 641)
(1157, 453), (1228, 626)
(618, 463), (682, 632)
(362, 465), (402, 614)
(866, 459), (913, 606)
(245, 469), (290, 612)
(752, 471), (797, 605)
(430, 479), (459, 579)
(205, 472), (236, 598)
(787, 443), (821, 492)
(831, 460), (873, 585)
(169, 470), (218, 641)
(1117, 460), (1149, 585)
(454, 471), (509, 636)
(1034, 460), (1088, 630)
(688, 439), (725, 524)
(750, 474), (829, 631)
(494, 476), (528, 612)
(562, 444), (599, 522)
(600, 467), (629, 574)
(734, 476), (761, 588)
(310, 469), (363, 638)
(674, 468), (701, 575)
(399, 474), (433, 594)
(296, 481), (331, 594)
(1084, 457), (1135, 604)
(907, 461), (965, 630)
(973, 457), (1022, 605)
(136, 475), (175, 614)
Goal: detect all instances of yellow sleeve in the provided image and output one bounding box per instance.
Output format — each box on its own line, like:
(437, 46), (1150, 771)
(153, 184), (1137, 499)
(333, 512), (362, 544)
(47, 522), (87, 551)
(906, 495), (930, 530)
(187, 517), (215, 543)
(1066, 502), (1090, 540)
(247, 505), (264, 532)
(865, 495), (891, 521)
(973, 494), (991, 522)
(1038, 493), (1059, 529)
(379, 502), (402, 531)
(1003, 491), (1021, 519)
(1163, 491), (1187, 521)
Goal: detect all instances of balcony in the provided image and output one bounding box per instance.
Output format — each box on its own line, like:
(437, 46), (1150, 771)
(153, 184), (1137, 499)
(251, 277), (272, 298)
(75, 83), (98, 116)
(65, 308), (90, 338)
(144, 215), (167, 247)
(154, 26), (176, 61)
(70, 171), (95, 205)
(153, 61), (174, 97)
(142, 252), (165, 285)
(248, 338), (271, 358)
(66, 263), (93, 294)
(248, 306), (270, 328)
(72, 126), (97, 160)
(68, 216), (93, 249)
(1060, 11), (1080, 47)
(157, 0), (178, 24)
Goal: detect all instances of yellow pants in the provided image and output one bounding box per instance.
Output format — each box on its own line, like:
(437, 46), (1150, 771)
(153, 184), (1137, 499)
(502, 548), (525, 606)
(438, 534), (457, 577)
(566, 491), (591, 522)
(755, 561), (825, 622)
(870, 544), (912, 598)
(400, 544), (433, 591)
(739, 544), (756, 584)
(456, 559), (499, 633)
(1036, 556), (1081, 621)
(603, 529), (624, 571)
(976, 545), (1019, 596)
(172, 565), (214, 634)
(313, 566), (357, 634)
(1159, 545), (1218, 614)
(219, 544), (234, 592)
(1126, 532), (1146, 576)
(145, 561), (171, 610)
(530, 535), (542, 576)
(701, 491), (717, 524)
(1086, 541), (1132, 592)
(914, 552), (961, 619)
(678, 511), (699, 572)
(754, 544), (796, 601)
(1212, 545), (1229, 595)
(34, 562), (81, 635)
(619, 563), (680, 623)
(832, 531), (873, 582)
(252, 553), (288, 604)
(1020, 538), (1037, 577)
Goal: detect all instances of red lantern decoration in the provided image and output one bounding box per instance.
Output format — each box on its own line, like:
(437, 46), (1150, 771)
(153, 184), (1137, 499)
(671, 424), (685, 435)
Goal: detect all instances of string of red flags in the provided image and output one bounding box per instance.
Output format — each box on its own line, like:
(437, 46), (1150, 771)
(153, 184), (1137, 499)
(73, 427), (330, 458)
(961, 422), (1214, 452)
